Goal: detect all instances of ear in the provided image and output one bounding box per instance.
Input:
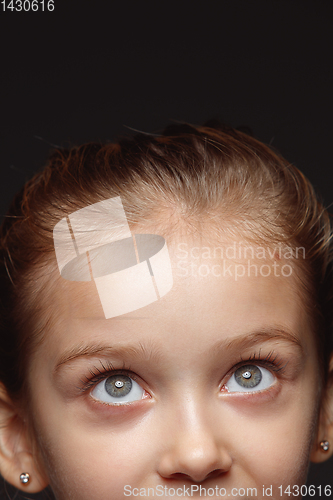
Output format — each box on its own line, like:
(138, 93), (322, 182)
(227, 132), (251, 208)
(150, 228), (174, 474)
(310, 355), (333, 463)
(0, 383), (49, 493)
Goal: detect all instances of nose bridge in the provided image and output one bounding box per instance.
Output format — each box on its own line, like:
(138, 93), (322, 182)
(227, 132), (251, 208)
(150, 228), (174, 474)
(157, 390), (232, 482)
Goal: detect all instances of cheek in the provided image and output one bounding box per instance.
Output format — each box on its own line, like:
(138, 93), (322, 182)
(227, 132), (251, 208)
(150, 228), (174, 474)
(243, 422), (310, 482)
(32, 410), (157, 500)
(230, 393), (318, 489)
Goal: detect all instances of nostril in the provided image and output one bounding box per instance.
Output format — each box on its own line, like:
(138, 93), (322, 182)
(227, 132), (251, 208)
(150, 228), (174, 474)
(169, 468), (225, 483)
(168, 473), (193, 481)
(205, 468), (224, 480)
(157, 439), (233, 482)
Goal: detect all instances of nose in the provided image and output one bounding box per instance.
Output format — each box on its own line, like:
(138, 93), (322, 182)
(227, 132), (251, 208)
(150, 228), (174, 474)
(157, 404), (232, 483)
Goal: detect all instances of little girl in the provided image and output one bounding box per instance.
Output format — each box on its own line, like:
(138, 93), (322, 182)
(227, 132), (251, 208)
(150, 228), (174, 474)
(0, 122), (332, 500)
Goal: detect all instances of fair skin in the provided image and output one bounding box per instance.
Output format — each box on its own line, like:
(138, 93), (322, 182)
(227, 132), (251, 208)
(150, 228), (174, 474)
(0, 229), (333, 499)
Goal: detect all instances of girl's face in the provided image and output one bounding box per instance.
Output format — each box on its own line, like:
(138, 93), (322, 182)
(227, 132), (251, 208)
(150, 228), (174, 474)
(28, 232), (323, 500)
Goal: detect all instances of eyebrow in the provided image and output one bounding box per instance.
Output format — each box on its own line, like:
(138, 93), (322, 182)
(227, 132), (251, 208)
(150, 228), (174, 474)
(224, 327), (303, 353)
(54, 341), (163, 374)
(54, 326), (303, 374)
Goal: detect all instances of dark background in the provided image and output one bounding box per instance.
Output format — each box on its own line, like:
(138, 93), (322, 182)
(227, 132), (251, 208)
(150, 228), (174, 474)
(0, 1), (332, 498)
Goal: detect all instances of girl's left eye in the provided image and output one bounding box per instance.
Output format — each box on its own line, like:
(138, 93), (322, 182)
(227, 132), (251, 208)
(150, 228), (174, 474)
(91, 374), (145, 404)
(225, 364), (275, 393)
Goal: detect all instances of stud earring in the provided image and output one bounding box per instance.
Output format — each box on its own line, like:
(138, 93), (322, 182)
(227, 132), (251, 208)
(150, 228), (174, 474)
(19, 472), (30, 484)
(320, 440), (330, 452)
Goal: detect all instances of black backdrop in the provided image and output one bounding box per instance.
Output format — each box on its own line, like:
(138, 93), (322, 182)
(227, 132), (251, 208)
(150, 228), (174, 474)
(0, 1), (332, 498)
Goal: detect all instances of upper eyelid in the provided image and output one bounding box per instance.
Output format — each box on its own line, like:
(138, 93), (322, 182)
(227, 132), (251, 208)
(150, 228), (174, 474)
(80, 367), (142, 393)
(86, 361), (281, 389)
(232, 359), (284, 372)
(54, 328), (303, 376)
(234, 350), (287, 370)
(78, 349), (287, 392)
(86, 353), (285, 380)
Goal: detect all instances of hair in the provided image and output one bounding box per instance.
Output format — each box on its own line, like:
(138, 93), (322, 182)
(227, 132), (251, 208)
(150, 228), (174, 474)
(0, 121), (332, 411)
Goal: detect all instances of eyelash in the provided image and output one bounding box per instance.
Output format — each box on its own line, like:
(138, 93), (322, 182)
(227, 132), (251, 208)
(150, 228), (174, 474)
(78, 350), (287, 396)
(79, 360), (136, 393)
(233, 350), (288, 375)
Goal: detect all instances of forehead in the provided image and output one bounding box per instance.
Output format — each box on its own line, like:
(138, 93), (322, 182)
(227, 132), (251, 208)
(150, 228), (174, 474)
(42, 231), (313, 364)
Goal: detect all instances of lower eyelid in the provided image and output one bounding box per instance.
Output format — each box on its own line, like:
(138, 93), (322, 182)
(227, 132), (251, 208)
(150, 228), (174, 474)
(90, 390), (151, 405)
(220, 382), (281, 405)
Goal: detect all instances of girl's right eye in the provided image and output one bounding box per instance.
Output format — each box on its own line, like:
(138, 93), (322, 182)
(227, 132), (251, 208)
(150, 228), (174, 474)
(91, 374), (145, 405)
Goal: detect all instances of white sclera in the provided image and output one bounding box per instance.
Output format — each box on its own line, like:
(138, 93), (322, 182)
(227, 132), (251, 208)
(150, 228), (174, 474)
(226, 366), (275, 393)
(91, 377), (144, 404)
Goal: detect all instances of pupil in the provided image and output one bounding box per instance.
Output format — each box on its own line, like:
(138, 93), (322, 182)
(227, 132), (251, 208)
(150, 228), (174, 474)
(235, 365), (262, 388)
(105, 374), (132, 398)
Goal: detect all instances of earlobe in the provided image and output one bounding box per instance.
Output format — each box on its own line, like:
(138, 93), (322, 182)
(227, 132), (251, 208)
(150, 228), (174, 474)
(0, 383), (49, 493)
(310, 357), (333, 463)
(310, 438), (333, 463)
